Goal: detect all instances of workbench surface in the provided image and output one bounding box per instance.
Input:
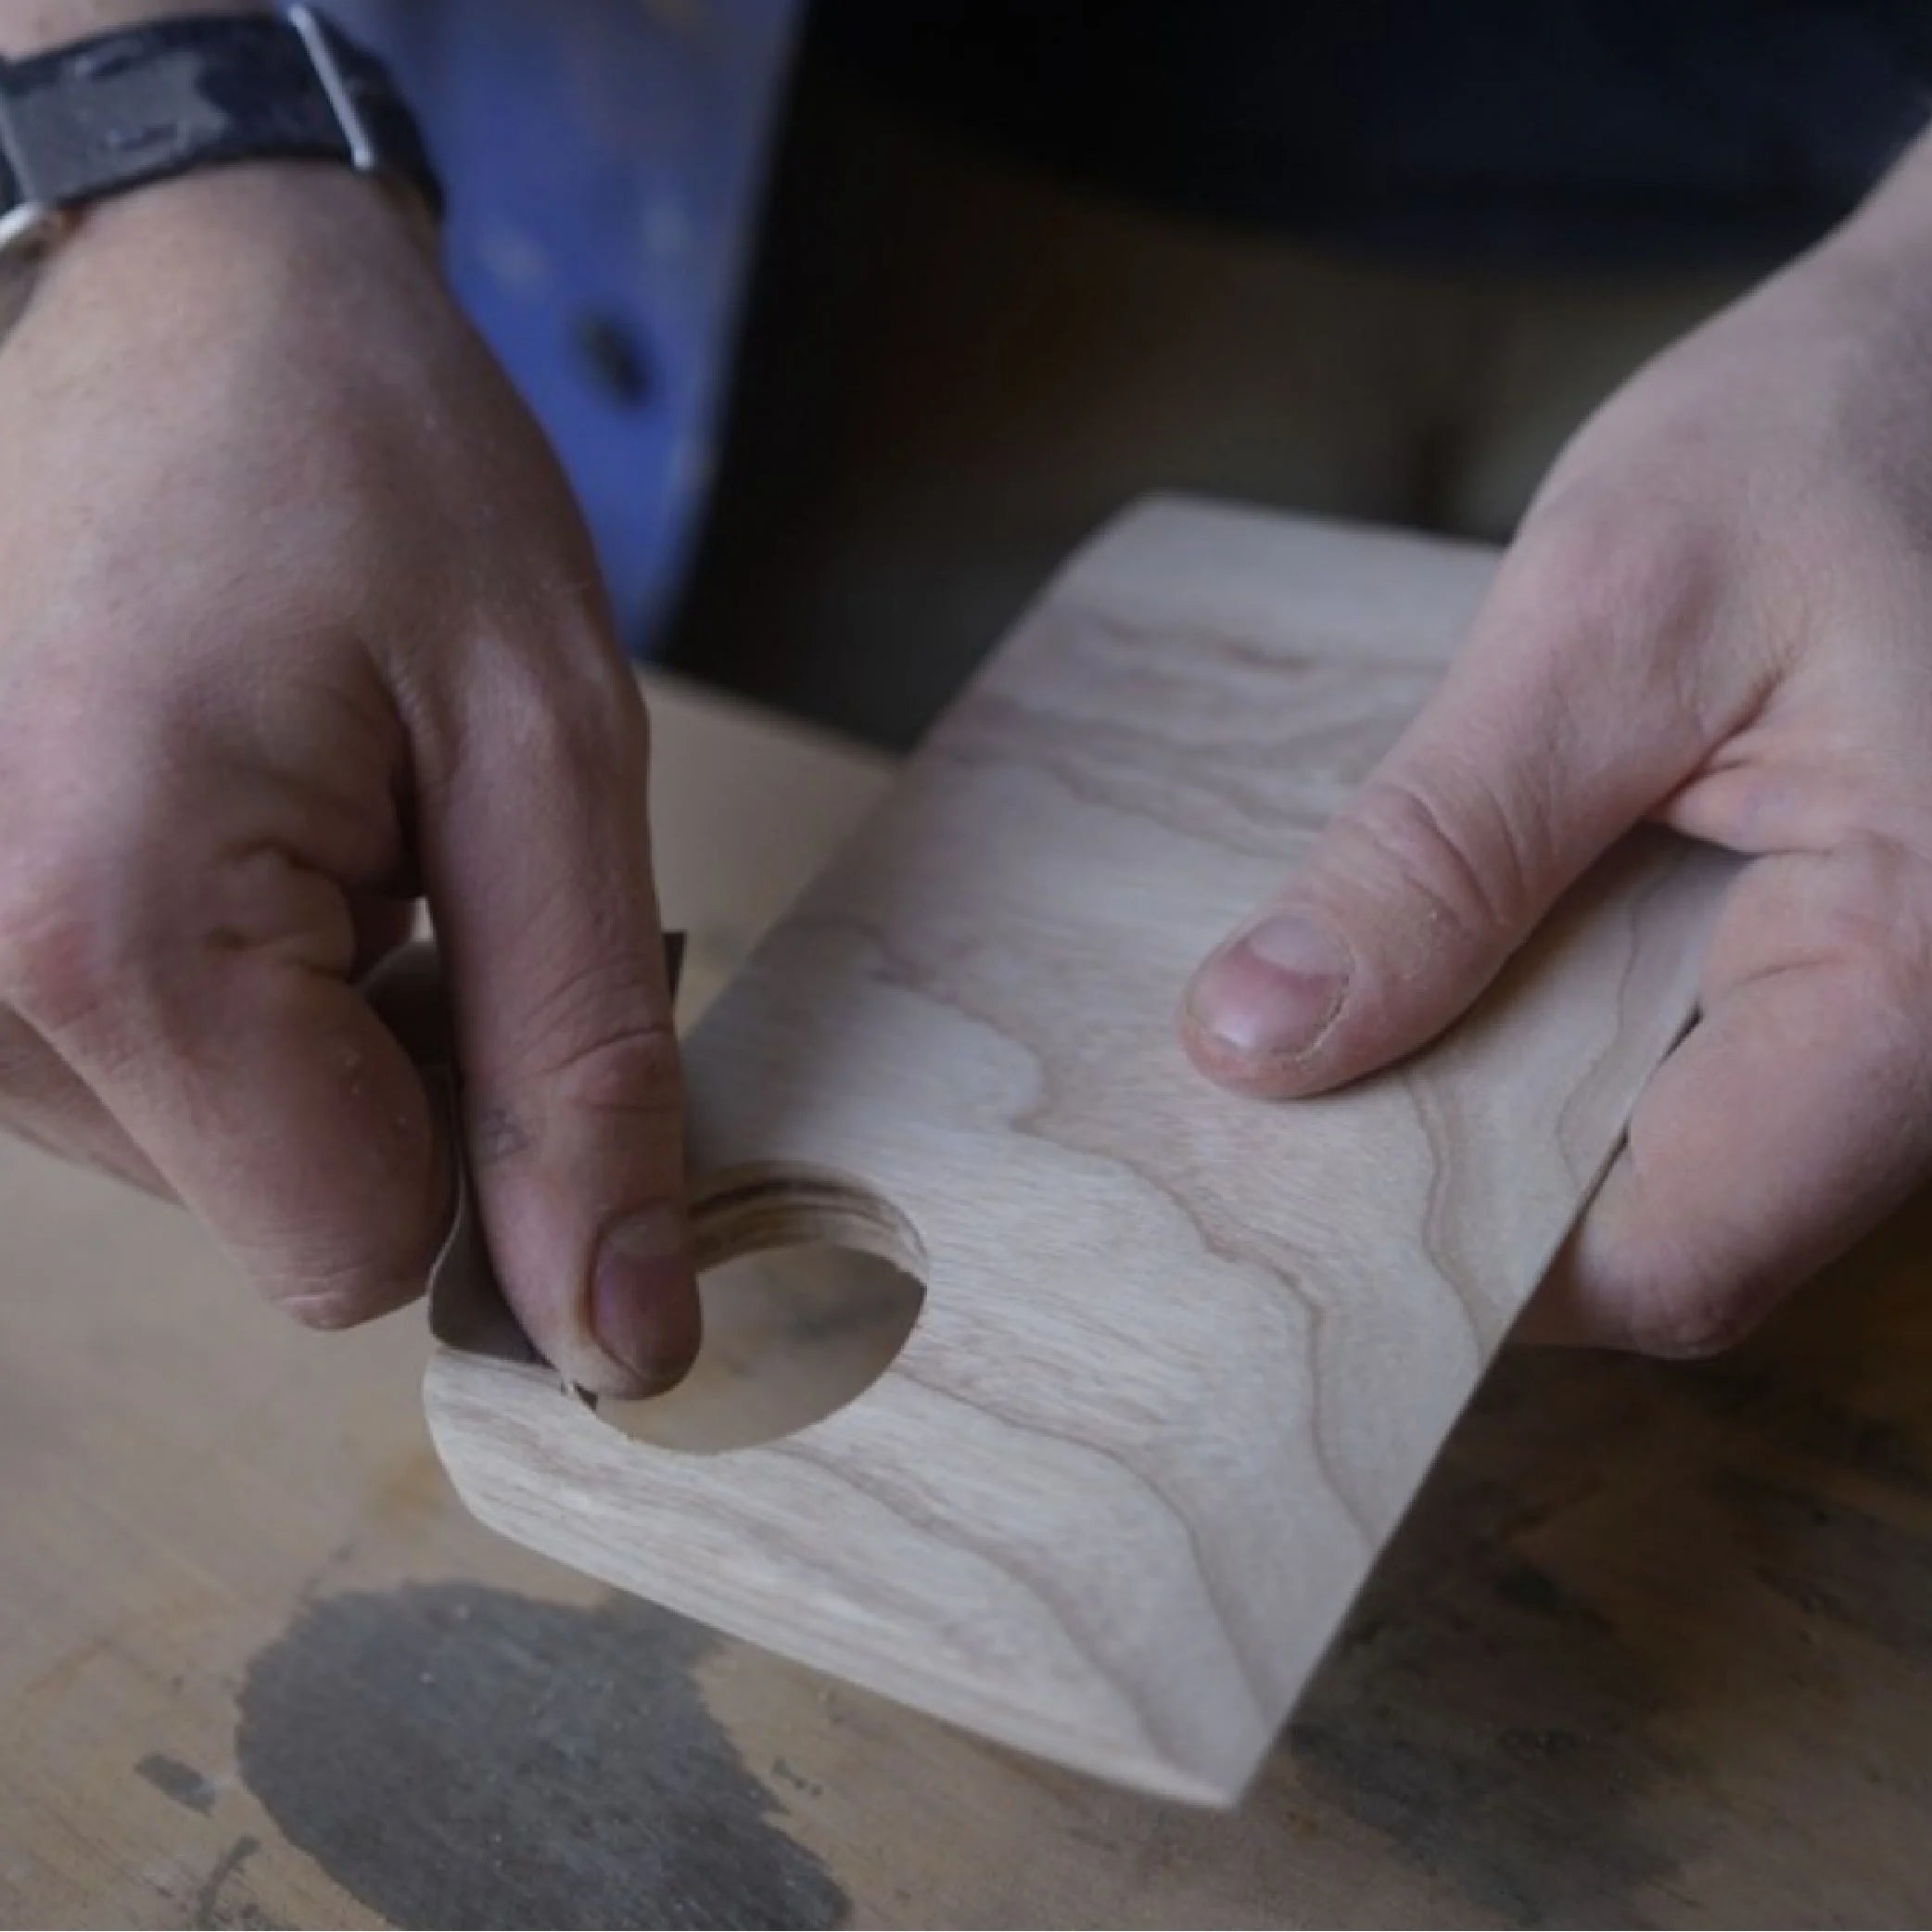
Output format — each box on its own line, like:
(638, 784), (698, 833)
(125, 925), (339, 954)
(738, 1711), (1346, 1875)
(5, 674), (1931, 1929)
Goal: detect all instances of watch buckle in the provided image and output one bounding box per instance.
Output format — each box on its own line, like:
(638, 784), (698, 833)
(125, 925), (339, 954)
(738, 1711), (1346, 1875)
(286, 4), (378, 174)
(0, 195), (76, 273)
(0, 69), (55, 261)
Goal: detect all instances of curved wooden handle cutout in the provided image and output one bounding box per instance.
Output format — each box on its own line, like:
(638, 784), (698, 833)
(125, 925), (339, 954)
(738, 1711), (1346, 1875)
(601, 1166), (928, 1454)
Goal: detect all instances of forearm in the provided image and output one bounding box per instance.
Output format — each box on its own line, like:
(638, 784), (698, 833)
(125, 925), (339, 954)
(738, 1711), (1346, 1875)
(0, 0), (260, 59)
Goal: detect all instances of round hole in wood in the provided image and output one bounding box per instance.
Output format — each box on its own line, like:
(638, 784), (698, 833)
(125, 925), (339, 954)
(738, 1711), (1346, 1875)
(593, 1165), (927, 1455)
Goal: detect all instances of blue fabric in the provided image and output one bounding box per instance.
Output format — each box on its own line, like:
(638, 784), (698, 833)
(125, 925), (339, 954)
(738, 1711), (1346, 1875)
(330, 0), (799, 653)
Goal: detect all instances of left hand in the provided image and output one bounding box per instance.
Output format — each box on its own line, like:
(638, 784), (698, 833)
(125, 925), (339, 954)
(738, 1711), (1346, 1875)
(1182, 141), (1932, 1355)
(0, 165), (695, 1392)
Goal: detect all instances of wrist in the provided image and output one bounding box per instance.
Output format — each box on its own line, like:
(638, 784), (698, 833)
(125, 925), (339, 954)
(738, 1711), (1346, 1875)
(44, 155), (436, 301)
(0, 1), (262, 59)
(0, 5), (441, 334)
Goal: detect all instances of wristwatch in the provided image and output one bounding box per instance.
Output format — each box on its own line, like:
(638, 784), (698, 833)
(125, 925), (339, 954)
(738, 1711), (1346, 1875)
(0, 6), (441, 320)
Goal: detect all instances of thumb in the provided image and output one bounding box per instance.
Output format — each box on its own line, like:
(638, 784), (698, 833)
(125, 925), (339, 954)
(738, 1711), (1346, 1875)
(418, 655), (697, 1397)
(1182, 560), (1713, 1098)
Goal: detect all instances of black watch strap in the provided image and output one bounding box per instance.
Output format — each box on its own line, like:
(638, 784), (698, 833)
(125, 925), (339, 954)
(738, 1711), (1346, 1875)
(0, 6), (442, 247)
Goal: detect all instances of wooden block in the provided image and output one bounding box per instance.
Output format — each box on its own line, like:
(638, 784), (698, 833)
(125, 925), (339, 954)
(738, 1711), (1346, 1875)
(425, 498), (1732, 1805)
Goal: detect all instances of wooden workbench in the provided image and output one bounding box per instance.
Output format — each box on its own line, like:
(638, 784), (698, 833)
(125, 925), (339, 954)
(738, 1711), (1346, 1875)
(4, 673), (1931, 1929)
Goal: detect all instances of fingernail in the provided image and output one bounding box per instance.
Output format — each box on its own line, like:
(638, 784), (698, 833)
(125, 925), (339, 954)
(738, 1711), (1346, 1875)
(1188, 911), (1352, 1060)
(593, 1208), (701, 1393)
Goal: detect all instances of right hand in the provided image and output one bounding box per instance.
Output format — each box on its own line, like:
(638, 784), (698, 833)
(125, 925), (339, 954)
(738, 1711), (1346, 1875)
(0, 165), (698, 1395)
(1181, 184), (1932, 1358)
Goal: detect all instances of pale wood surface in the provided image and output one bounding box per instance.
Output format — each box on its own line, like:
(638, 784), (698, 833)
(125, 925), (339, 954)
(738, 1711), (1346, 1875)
(5, 564), (1932, 1927)
(428, 501), (1732, 1804)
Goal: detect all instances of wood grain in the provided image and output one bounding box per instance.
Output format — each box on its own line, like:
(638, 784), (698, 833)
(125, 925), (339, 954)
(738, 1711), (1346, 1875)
(427, 497), (1734, 1804)
(9, 665), (1932, 1925)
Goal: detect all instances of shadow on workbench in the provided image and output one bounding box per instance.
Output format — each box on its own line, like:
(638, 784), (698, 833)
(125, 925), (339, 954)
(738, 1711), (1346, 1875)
(229, 1190), (1932, 1927)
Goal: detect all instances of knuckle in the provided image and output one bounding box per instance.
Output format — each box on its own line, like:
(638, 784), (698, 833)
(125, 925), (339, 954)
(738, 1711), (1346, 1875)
(1811, 838), (1932, 979)
(263, 1250), (424, 1331)
(486, 947), (683, 1122)
(235, 1193), (439, 1334)
(1500, 495), (1724, 667)
(1776, 838), (1932, 1058)
(536, 1014), (684, 1119)
(1333, 772), (1532, 947)
(502, 654), (646, 783)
